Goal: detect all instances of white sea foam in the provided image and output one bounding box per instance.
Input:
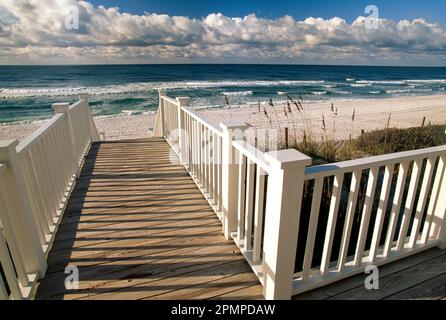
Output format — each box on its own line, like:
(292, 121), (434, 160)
(386, 88), (433, 94)
(351, 83), (372, 87)
(356, 80), (406, 85)
(406, 79), (446, 84)
(385, 89), (412, 93)
(356, 79), (446, 85)
(121, 110), (144, 116)
(312, 91), (327, 95)
(1, 78), (444, 100)
(221, 90), (253, 96)
(0, 80), (326, 98)
(333, 91), (352, 95)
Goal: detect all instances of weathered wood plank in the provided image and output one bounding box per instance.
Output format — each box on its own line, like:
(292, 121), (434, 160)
(36, 138), (263, 300)
(295, 248), (446, 299)
(384, 273), (446, 300)
(328, 251), (446, 300)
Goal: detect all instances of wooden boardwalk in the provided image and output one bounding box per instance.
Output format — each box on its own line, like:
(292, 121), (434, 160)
(35, 137), (446, 300)
(295, 248), (446, 300)
(36, 138), (263, 300)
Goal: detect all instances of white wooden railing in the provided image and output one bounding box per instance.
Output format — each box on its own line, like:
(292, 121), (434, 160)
(0, 94), (100, 299)
(154, 91), (446, 300)
(294, 146), (446, 295)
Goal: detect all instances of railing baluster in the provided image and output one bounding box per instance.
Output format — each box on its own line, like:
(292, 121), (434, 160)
(354, 166), (378, 267)
(321, 173), (344, 275)
(383, 161), (410, 257)
(426, 155), (446, 246)
(0, 272), (7, 300)
(47, 131), (65, 199)
(202, 126), (208, 191)
(187, 114), (192, 169)
(30, 145), (54, 228)
(37, 142), (59, 217)
(217, 136), (223, 212)
(44, 133), (64, 207)
(369, 164), (394, 260)
(0, 226), (22, 299)
(302, 177), (323, 280)
(0, 189), (29, 288)
(25, 150), (51, 237)
(421, 155), (446, 244)
(19, 152), (46, 245)
(244, 159), (255, 250)
(52, 122), (67, 190)
(194, 119), (199, 177)
(59, 119), (73, 183)
(409, 157), (435, 248)
(191, 119), (196, 175)
(209, 129), (213, 199)
(337, 170), (361, 271)
(212, 131), (218, 205)
(237, 151), (247, 242)
(199, 124), (204, 185)
(205, 128), (210, 193)
(397, 159), (423, 251)
(252, 167), (266, 263)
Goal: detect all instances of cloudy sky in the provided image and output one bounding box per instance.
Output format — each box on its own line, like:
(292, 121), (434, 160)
(1, 0), (446, 65)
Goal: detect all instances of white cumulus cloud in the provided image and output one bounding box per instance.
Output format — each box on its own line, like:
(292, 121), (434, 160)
(0, 0), (445, 64)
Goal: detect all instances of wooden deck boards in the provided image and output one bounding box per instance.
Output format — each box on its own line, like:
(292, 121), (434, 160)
(36, 137), (446, 300)
(36, 138), (263, 300)
(294, 248), (446, 300)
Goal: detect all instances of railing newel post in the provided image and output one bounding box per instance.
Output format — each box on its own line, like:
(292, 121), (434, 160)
(79, 93), (100, 143)
(220, 121), (249, 240)
(262, 149), (311, 300)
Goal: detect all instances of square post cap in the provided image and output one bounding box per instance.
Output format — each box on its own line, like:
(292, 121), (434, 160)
(219, 121), (250, 131)
(266, 149), (312, 170)
(52, 102), (70, 113)
(79, 93), (88, 100)
(0, 139), (19, 151)
(176, 97), (191, 106)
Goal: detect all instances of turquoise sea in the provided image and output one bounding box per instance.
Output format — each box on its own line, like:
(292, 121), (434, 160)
(1, 64), (446, 123)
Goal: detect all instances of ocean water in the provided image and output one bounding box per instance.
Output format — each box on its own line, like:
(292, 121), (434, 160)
(1, 64), (446, 123)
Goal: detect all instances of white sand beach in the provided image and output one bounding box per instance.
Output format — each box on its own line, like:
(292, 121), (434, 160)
(1, 94), (446, 142)
(200, 93), (446, 141)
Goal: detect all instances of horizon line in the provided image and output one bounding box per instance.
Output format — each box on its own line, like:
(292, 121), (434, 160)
(1, 63), (446, 68)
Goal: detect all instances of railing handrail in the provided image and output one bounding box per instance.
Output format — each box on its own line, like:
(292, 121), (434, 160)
(182, 106), (223, 137)
(159, 95), (223, 137)
(232, 140), (272, 174)
(69, 100), (83, 110)
(15, 113), (65, 155)
(162, 95), (179, 106)
(305, 144), (446, 179)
